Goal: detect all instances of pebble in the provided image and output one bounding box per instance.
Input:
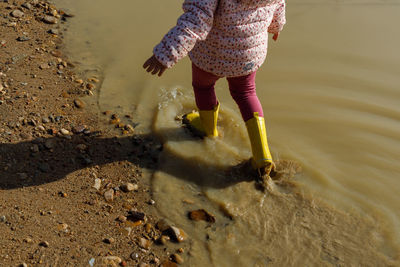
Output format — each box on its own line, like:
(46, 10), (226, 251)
(48, 28), (59, 35)
(21, 2), (32, 9)
(103, 237), (115, 244)
(169, 226), (188, 243)
(30, 144), (39, 153)
(39, 241), (49, 247)
(20, 133), (31, 140)
(11, 10), (24, 18)
(120, 182), (138, 192)
(104, 189), (114, 202)
(43, 15), (58, 24)
(19, 263), (28, 267)
(23, 237), (33, 243)
(148, 199), (156, 205)
(17, 36), (30, 42)
(138, 237), (152, 250)
(74, 99), (85, 109)
(0, 215), (6, 222)
(117, 215), (127, 223)
(156, 219), (170, 232)
(92, 178), (101, 190)
(188, 209), (216, 223)
(130, 252), (139, 260)
(42, 117), (50, 123)
(159, 235), (170, 245)
(37, 125), (45, 132)
(72, 125), (86, 134)
(171, 254), (184, 264)
(101, 256), (121, 265)
(128, 211), (145, 221)
(60, 128), (69, 135)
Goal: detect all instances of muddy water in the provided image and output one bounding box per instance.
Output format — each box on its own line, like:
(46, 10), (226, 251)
(52, 0), (400, 265)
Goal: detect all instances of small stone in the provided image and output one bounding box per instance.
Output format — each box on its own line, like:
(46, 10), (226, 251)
(23, 237), (33, 243)
(110, 118), (120, 125)
(171, 254), (184, 264)
(169, 226), (188, 243)
(17, 36), (30, 42)
(120, 261), (127, 267)
(103, 237), (115, 244)
(58, 223), (69, 231)
(39, 241), (49, 247)
(104, 189), (114, 202)
(37, 125), (45, 132)
(74, 99), (85, 109)
(159, 235), (170, 245)
(39, 63), (49, 70)
(48, 28), (59, 35)
(125, 124), (135, 132)
(58, 191), (68, 198)
(42, 117), (50, 123)
(130, 252), (139, 260)
(93, 178), (101, 190)
(148, 199), (155, 205)
(60, 128), (69, 135)
(0, 215), (6, 222)
(86, 83), (95, 90)
(20, 133), (31, 140)
(72, 125), (86, 134)
(101, 256), (121, 265)
(128, 211), (145, 221)
(156, 219), (170, 232)
(19, 263), (28, 267)
(117, 215), (127, 223)
(120, 183), (138, 192)
(43, 15), (58, 24)
(145, 223), (152, 233)
(177, 248), (184, 253)
(138, 237), (152, 250)
(22, 2), (32, 9)
(188, 209), (216, 223)
(11, 10), (24, 18)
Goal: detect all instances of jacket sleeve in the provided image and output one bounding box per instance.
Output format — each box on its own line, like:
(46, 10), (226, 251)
(153, 0), (218, 68)
(268, 0), (286, 34)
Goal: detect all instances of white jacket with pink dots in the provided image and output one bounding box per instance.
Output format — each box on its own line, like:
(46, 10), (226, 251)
(153, 0), (286, 77)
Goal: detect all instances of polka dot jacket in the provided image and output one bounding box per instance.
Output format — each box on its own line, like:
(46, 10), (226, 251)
(153, 0), (286, 77)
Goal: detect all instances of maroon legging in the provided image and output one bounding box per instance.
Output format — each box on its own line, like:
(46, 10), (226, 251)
(192, 63), (263, 122)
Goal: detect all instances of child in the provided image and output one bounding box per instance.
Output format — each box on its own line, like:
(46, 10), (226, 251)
(143, 0), (286, 177)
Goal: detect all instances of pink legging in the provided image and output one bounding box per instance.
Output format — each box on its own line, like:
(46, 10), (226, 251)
(192, 63), (263, 122)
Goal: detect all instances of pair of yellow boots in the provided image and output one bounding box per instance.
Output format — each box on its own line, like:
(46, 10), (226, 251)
(184, 103), (275, 176)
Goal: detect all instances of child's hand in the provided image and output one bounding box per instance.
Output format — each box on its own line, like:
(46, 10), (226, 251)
(272, 33), (279, 41)
(143, 55), (167, 77)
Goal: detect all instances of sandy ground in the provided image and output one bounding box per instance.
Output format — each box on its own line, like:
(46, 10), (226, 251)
(0, 1), (186, 266)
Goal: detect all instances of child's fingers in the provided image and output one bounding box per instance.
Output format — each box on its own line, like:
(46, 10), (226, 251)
(158, 67), (166, 77)
(151, 65), (160, 75)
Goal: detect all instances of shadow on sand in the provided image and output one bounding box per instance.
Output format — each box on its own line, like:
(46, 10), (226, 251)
(0, 127), (256, 190)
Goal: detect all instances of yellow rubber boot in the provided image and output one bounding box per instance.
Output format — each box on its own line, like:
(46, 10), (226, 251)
(245, 112), (274, 174)
(184, 103), (219, 137)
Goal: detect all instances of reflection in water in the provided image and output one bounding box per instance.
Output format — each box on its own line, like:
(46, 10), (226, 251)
(52, 0), (400, 265)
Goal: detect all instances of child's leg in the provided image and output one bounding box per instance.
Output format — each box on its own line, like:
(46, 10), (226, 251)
(192, 63), (219, 110)
(226, 72), (263, 121)
(227, 72), (274, 174)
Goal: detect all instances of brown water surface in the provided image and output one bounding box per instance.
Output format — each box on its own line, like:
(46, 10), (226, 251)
(52, 0), (400, 265)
